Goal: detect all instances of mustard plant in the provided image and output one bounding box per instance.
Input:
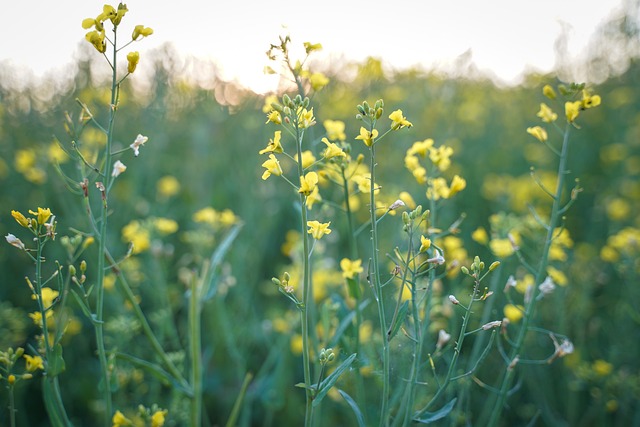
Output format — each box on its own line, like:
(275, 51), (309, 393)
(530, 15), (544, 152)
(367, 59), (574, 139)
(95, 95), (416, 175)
(485, 83), (602, 425)
(5, 208), (72, 425)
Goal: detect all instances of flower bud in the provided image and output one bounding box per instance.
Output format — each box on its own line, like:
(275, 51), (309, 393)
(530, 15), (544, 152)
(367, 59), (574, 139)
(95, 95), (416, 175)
(80, 260), (87, 273)
(488, 261), (500, 271)
(461, 266), (469, 275)
(69, 265), (77, 276)
(448, 295), (459, 305)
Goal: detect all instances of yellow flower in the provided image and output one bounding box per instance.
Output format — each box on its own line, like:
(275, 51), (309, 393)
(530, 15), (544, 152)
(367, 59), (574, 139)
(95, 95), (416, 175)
(490, 238), (514, 258)
(121, 220), (150, 254)
(340, 258), (363, 279)
(157, 176), (181, 198)
(111, 3), (128, 26)
(259, 130), (283, 155)
(592, 359), (613, 377)
(543, 84), (556, 100)
(29, 207), (52, 225)
(323, 120), (346, 141)
(132, 25), (154, 41)
(427, 177), (449, 200)
(100, 4), (117, 21)
(151, 409), (168, 427)
(307, 220), (331, 240)
(306, 186), (322, 209)
(24, 354), (44, 372)
(448, 175), (466, 197)
(389, 109), (412, 130)
(565, 101), (581, 123)
(471, 227), (489, 245)
(261, 154), (282, 180)
(581, 90), (601, 109)
(36, 287), (60, 309)
(355, 127), (378, 147)
(429, 145), (454, 171)
(536, 103), (557, 123)
(299, 172), (319, 196)
(546, 266), (568, 286)
(85, 30), (106, 53)
(126, 51), (139, 74)
(527, 126), (548, 142)
(12, 210), (30, 228)
(297, 150), (316, 169)
(265, 110), (282, 125)
(193, 207), (218, 224)
(154, 218), (179, 235)
(310, 72), (329, 91)
(112, 410), (131, 427)
(504, 304), (524, 323)
(298, 108), (316, 129)
(407, 139), (434, 157)
(321, 138), (346, 159)
(419, 235), (431, 253)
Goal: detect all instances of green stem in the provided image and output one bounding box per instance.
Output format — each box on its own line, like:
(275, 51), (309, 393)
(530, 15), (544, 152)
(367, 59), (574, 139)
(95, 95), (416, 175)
(9, 384), (16, 427)
(487, 124), (572, 426)
(189, 275), (202, 427)
(95, 26), (120, 425)
(294, 124), (313, 427)
(341, 168), (366, 414)
(369, 142), (390, 427)
(417, 279), (480, 416)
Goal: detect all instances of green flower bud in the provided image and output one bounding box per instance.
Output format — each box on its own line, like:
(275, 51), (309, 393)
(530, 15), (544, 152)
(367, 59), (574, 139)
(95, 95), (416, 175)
(69, 265), (77, 276)
(488, 261), (500, 272)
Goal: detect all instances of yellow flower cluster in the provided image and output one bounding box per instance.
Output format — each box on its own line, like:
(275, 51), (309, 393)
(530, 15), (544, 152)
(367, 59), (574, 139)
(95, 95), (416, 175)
(82, 4), (152, 74)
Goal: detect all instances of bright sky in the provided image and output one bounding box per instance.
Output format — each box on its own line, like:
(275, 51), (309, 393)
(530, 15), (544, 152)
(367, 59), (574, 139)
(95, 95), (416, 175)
(0, 0), (629, 93)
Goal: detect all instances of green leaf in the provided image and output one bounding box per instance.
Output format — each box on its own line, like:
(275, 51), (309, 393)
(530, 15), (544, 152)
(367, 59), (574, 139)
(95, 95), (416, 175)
(338, 389), (366, 427)
(116, 352), (193, 396)
(48, 343), (66, 377)
(388, 300), (409, 341)
(202, 223), (243, 300)
(414, 398), (457, 424)
(70, 289), (93, 320)
(312, 353), (357, 407)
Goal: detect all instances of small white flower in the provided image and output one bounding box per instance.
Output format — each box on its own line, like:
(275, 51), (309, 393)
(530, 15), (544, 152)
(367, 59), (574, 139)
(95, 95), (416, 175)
(482, 320), (502, 330)
(538, 276), (556, 296)
(130, 134), (148, 157)
(504, 274), (517, 292)
(5, 233), (25, 250)
(427, 249), (445, 265)
(436, 329), (451, 349)
(388, 199), (405, 210)
(448, 295), (459, 305)
(112, 160), (127, 177)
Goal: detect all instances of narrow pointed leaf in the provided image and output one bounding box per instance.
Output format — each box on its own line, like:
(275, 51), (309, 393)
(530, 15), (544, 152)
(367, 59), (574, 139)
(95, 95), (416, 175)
(313, 353), (357, 407)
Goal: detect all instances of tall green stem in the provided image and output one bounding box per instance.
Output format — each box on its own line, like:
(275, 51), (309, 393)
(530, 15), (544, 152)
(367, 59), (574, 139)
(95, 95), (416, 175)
(293, 124), (313, 427)
(369, 142), (390, 427)
(95, 26), (119, 424)
(189, 275), (202, 427)
(487, 124), (572, 426)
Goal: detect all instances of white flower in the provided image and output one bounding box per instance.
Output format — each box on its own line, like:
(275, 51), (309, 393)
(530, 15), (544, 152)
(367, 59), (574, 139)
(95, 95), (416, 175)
(388, 199), (405, 210)
(436, 329), (451, 349)
(5, 233), (25, 250)
(504, 274), (517, 292)
(130, 134), (148, 157)
(448, 295), (459, 305)
(427, 249), (445, 265)
(482, 320), (502, 330)
(538, 276), (556, 296)
(112, 160), (127, 177)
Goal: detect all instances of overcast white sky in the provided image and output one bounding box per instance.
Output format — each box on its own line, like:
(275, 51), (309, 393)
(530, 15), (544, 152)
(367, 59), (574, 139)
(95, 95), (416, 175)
(0, 0), (630, 92)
